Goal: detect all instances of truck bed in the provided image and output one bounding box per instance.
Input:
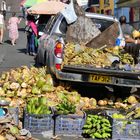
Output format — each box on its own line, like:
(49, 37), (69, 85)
(62, 65), (140, 80)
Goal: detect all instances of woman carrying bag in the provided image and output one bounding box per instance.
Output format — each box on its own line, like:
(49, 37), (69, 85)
(26, 15), (38, 56)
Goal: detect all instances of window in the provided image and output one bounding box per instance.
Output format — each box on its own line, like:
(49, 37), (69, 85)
(44, 14), (59, 34)
(37, 15), (52, 32)
(91, 18), (114, 32)
(59, 18), (68, 34)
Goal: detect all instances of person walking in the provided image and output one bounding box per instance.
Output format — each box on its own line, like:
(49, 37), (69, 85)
(7, 12), (22, 46)
(1, 0), (6, 21)
(0, 10), (4, 44)
(26, 15), (38, 56)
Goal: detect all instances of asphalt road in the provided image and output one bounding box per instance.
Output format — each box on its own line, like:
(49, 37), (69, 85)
(0, 13), (35, 74)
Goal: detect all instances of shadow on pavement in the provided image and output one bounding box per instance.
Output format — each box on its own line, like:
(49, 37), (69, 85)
(17, 48), (27, 54)
(4, 40), (11, 45)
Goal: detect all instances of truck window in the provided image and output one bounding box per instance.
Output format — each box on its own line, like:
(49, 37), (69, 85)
(91, 18), (114, 32)
(59, 18), (68, 34)
(44, 14), (59, 34)
(37, 15), (52, 32)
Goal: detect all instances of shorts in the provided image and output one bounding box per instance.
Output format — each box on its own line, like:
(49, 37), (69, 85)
(0, 24), (4, 29)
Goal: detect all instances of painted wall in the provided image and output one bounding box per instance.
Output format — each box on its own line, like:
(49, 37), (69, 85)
(4, 0), (21, 12)
(114, 0), (130, 21)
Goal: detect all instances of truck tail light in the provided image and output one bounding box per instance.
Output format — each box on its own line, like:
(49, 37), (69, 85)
(54, 42), (63, 70)
(55, 64), (61, 70)
(54, 42), (63, 58)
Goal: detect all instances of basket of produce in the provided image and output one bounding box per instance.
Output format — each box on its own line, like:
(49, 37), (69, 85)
(8, 107), (19, 125)
(82, 109), (112, 139)
(54, 97), (86, 136)
(23, 97), (54, 134)
(0, 98), (19, 126)
(112, 119), (140, 140)
(108, 104), (140, 139)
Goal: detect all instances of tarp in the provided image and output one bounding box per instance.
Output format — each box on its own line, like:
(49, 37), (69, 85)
(27, 1), (67, 15)
(117, 0), (140, 7)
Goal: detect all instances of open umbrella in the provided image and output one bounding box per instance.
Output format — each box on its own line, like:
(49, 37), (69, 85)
(36, 0), (47, 3)
(24, 0), (37, 7)
(24, 0), (47, 7)
(27, 1), (68, 15)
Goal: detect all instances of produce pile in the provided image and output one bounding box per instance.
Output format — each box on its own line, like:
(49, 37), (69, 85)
(0, 66), (140, 139)
(83, 114), (112, 139)
(0, 66), (140, 113)
(0, 66), (98, 115)
(62, 43), (135, 70)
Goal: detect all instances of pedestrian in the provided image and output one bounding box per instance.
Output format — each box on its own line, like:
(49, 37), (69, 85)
(26, 15), (38, 56)
(0, 10), (4, 44)
(20, 5), (27, 19)
(119, 16), (135, 37)
(1, 0), (6, 21)
(7, 12), (22, 46)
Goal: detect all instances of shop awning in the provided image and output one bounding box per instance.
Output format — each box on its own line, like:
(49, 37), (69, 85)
(117, 0), (140, 8)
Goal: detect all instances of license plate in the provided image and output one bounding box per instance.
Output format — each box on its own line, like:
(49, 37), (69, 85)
(89, 75), (112, 84)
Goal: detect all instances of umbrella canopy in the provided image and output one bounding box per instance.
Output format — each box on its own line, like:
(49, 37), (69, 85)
(24, 0), (47, 7)
(27, 1), (67, 15)
(36, 0), (47, 3)
(24, 0), (37, 7)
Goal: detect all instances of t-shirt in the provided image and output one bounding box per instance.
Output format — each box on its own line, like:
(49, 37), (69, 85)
(121, 24), (134, 35)
(0, 14), (4, 24)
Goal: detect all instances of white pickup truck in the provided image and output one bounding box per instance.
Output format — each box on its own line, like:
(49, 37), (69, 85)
(36, 12), (140, 89)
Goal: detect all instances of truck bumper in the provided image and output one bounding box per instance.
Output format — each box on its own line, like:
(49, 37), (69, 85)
(55, 71), (140, 88)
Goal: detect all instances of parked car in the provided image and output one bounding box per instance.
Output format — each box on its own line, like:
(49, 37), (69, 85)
(35, 12), (140, 88)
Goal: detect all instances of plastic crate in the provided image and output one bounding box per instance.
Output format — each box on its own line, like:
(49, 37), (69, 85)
(8, 107), (19, 125)
(23, 109), (54, 134)
(54, 113), (86, 136)
(112, 119), (140, 140)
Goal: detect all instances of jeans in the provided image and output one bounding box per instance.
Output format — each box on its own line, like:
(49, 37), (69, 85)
(27, 32), (35, 54)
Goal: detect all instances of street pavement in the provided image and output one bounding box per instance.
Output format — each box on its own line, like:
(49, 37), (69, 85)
(0, 13), (35, 74)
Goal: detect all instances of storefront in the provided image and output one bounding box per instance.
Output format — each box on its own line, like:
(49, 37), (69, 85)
(117, 0), (140, 28)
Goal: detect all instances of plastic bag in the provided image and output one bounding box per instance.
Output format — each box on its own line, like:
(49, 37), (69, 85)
(60, 0), (77, 24)
(35, 36), (38, 47)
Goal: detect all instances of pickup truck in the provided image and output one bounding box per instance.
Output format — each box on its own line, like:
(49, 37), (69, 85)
(36, 12), (140, 89)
